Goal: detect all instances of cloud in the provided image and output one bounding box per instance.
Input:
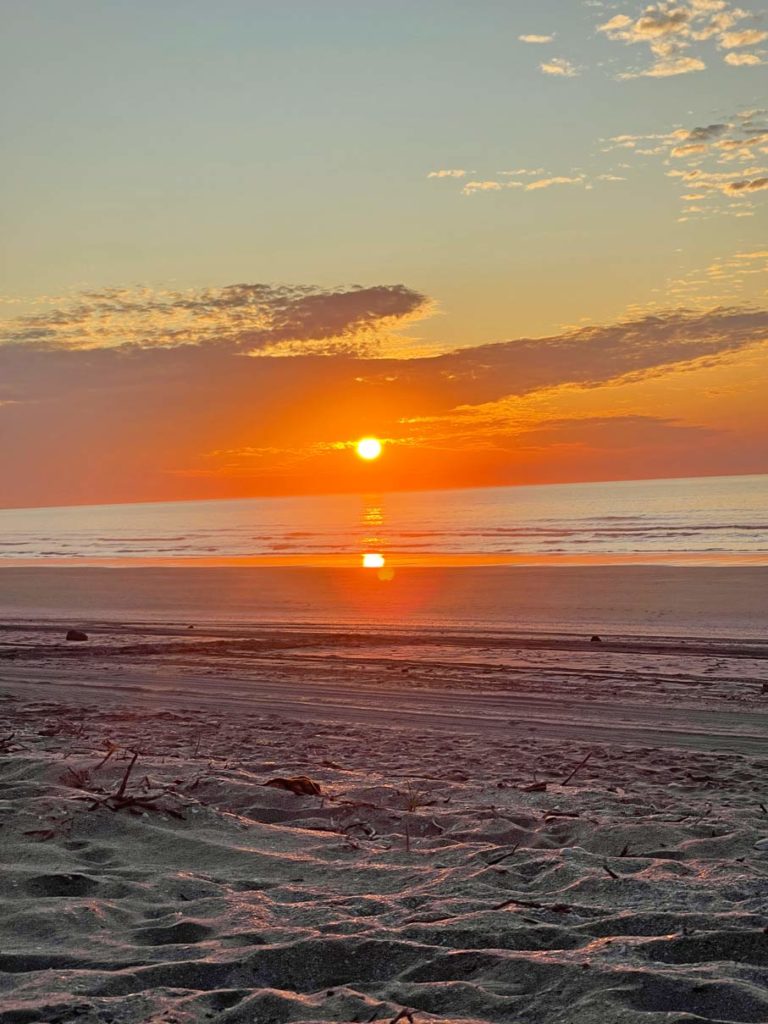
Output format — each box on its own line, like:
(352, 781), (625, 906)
(525, 175), (585, 190)
(427, 169), (467, 178)
(669, 168), (768, 196)
(596, 1), (765, 77)
(724, 176), (768, 191)
(0, 283), (430, 357)
(719, 28), (768, 47)
(599, 8), (691, 41)
(462, 180), (508, 194)
(605, 110), (768, 218)
(459, 172), (614, 196)
(440, 165), (634, 197)
(724, 50), (764, 64)
(499, 168), (546, 176)
(687, 123), (729, 140)
(626, 245), (768, 318)
(519, 34), (554, 43)
(424, 308), (768, 402)
(671, 142), (709, 156)
(540, 58), (581, 76)
(513, 414), (719, 449)
(618, 54), (706, 77)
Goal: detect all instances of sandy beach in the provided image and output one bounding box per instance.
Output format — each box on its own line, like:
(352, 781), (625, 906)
(0, 567), (767, 1023)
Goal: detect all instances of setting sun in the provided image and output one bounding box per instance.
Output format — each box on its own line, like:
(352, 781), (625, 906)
(356, 437), (382, 461)
(362, 552), (385, 568)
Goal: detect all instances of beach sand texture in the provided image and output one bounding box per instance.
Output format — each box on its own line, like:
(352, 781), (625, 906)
(1, 569), (768, 1023)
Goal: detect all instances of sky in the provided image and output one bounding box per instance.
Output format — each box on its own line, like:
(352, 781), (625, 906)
(1, 0), (767, 508)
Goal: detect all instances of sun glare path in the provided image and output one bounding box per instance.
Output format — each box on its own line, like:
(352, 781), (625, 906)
(356, 437), (382, 460)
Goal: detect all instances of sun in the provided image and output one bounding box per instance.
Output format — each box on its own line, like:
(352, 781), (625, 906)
(356, 437), (382, 461)
(362, 552), (385, 568)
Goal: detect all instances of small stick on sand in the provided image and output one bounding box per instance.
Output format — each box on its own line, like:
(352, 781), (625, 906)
(689, 802), (712, 829)
(562, 750), (592, 786)
(114, 750), (139, 801)
(389, 1010), (416, 1024)
(94, 742), (118, 770)
(486, 840), (522, 865)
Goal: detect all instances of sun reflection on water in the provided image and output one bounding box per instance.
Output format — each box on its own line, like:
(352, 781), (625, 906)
(360, 496), (395, 579)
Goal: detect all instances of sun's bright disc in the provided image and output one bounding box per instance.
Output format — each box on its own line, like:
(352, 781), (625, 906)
(356, 437), (382, 460)
(362, 552), (385, 568)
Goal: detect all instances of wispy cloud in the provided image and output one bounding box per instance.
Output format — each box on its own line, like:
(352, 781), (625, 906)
(627, 248), (768, 313)
(525, 175), (586, 190)
(427, 169), (467, 178)
(540, 57), (582, 76)
(499, 168), (546, 177)
(462, 180), (509, 194)
(444, 168), (620, 197)
(603, 109), (768, 219)
(519, 34), (554, 44)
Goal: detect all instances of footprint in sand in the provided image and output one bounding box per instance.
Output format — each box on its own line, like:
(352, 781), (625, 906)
(131, 921), (214, 946)
(23, 873), (98, 898)
(64, 840), (118, 866)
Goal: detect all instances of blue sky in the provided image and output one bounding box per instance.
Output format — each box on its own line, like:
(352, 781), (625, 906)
(3, 1), (765, 342)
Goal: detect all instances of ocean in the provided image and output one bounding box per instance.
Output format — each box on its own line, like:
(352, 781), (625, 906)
(0, 474), (766, 565)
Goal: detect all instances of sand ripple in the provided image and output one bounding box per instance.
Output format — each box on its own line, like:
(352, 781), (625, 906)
(0, 697), (767, 1023)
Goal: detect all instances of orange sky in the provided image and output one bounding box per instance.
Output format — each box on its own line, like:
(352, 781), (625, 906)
(1, 294), (766, 508)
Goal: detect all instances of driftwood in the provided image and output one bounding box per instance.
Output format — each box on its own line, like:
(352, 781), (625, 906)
(264, 775), (321, 796)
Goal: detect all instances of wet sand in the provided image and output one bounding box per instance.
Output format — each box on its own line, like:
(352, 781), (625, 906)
(1, 564), (767, 635)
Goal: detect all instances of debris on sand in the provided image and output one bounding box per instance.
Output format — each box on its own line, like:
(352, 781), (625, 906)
(264, 775), (322, 796)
